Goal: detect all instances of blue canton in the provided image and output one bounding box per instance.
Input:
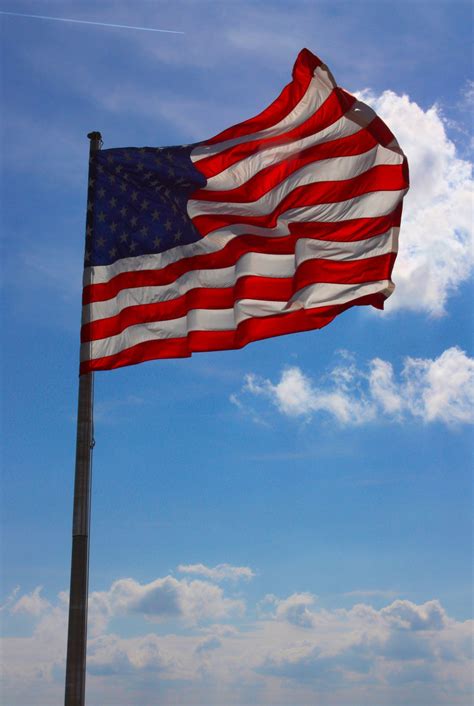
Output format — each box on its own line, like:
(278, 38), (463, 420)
(86, 145), (207, 267)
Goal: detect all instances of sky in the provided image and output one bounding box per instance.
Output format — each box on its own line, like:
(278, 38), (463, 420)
(0, 1), (473, 705)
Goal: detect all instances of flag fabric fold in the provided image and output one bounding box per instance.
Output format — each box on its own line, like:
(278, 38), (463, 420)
(81, 48), (409, 373)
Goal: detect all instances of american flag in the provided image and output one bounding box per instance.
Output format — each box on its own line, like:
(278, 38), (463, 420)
(81, 49), (409, 374)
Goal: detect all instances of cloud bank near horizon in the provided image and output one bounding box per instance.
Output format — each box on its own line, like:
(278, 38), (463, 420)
(2, 564), (472, 706)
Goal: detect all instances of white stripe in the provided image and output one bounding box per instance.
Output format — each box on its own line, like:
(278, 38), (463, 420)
(189, 145), (403, 219)
(85, 190), (405, 287)
(290, 279), (394, 309)
(203, 101), (379, 192)
(282, 189), (405, 224)
(85, 227), (398, 324)
(296, 226), (398, 264)
(82, 279), (393, 362)
(190, 65), (336, 162)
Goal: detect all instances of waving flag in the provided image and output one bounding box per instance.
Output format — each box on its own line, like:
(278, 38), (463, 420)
(81, 49), (409, 373)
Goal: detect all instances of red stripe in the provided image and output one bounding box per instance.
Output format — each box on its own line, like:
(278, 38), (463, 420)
(196, 89), (356, 179)
(82, 254), (395, 343)
(80, 291), (387, 373)
(193, 128), (380, 204)
(192, 163), (407, 236)
(203, 49), (322, 146)
(295, 253), (396, 291)
(83, 209), (402, 305)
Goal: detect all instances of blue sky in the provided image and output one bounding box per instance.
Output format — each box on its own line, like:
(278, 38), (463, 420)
(1, 2), (472, 705)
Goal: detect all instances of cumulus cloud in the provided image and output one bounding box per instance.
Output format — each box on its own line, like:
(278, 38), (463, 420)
(88, 633), (172, 676)
(233, 347), (474, 426)
(263, 592), (318, 628)
(357, 90), (473, 316)
(89, 574), (244, 631)
(381, 599), (447, 631)
(257, 597), (472, 696)
(177, 562), (255, 582)
(11, 586), (51, 617)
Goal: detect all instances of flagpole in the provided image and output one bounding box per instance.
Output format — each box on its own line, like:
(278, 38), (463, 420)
(64, 131), (102, 706)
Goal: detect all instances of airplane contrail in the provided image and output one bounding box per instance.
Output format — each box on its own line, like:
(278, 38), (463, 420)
(0, 10), (185, 34)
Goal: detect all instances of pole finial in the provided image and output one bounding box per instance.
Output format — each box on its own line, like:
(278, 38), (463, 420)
(87, 131), (102, 142)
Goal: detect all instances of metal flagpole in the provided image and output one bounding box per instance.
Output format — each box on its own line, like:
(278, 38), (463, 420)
(64, 131), (102, 706)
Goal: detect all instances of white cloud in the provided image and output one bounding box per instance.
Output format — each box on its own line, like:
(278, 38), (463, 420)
(88, 633), (172, 676)
(268, 592), (318, 628)
(242, 367), (375, 425)
(11, 586), (51, 617)
(381, 599), (447, 631)
(398, 348), (474, 424)
(358, 90), (473, 316)
(2, 578), (472, 706)
(89, 574), (244, 631)
(177, 562), (255, 582)
(257, 597), (472, 698)
(234, 347), (474, 427)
